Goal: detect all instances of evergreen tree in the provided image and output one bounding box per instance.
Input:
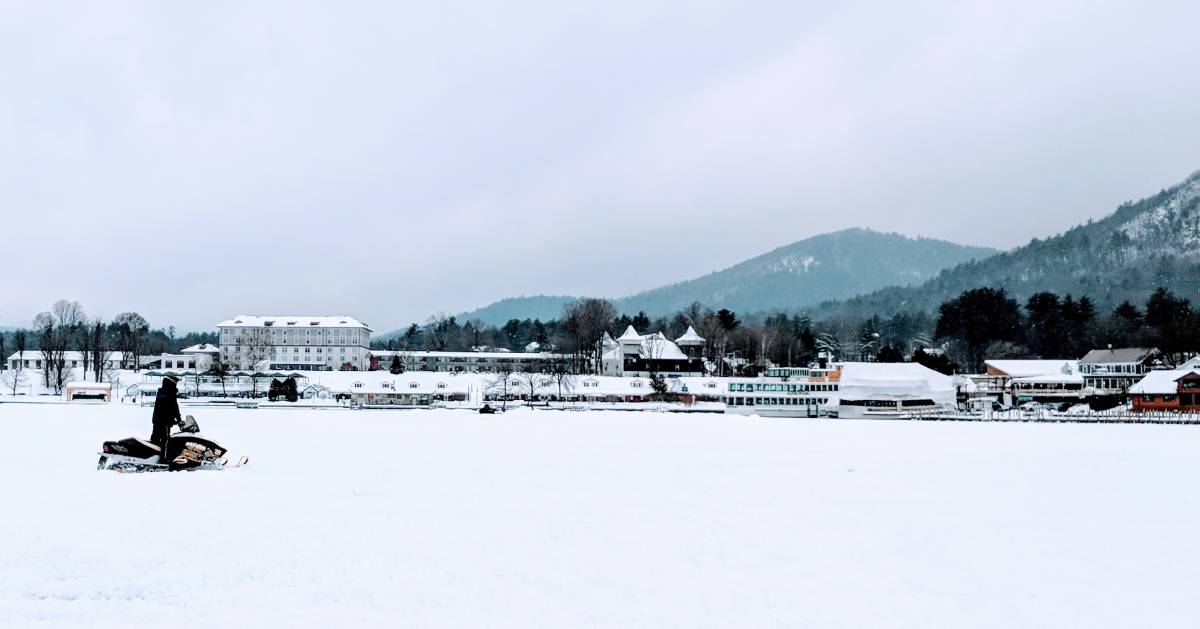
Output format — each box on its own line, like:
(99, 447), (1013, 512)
(876, 345), (904, 362)
(389, 355), (404, 374)
(1063, 295), (1095, 357)
(911, 348), (959, 375)
(403, 323), (420, 350)
(1145, 287), (1196, 362)
(858, 317), (881, 361)
(1025, 292), (1066, 357)
(649, 372), (668, 396)
(716, 309), (739, 332)
(934, 288), (1021, 372)
(285, 376), (299, 402)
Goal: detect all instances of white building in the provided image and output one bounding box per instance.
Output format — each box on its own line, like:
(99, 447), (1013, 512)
(983, 359), (1085, 405)
(217, 315), (371, 371)
(154, 343), (222, 374)
(1078, 347), (1166, 395)
(7, 351), (127, 372)
(369, 349), (561, 373)
(601, 326), (705, 377)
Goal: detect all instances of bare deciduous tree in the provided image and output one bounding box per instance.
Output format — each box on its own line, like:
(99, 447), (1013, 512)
(211, 361), (231, 397)
(2, 367), (27, 396)
(113, 312), (149, 371)
(549, 357), (576, 403)
(90, 320), (112, 383)
(13, 330), (26, 376)
(34, 312), (56, 389)
(557, 299), (616, 374)
(240, 328), (272, 396)
(487, 363), (517, 411)
(514, 362), (546, 406)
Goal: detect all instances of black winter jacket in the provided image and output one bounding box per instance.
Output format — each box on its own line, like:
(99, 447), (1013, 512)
(152, 378), (181, 430)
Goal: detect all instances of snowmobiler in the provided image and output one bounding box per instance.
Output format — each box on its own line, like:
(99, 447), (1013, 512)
(150, 376), (182, 453)
(97, 415), (246, 473)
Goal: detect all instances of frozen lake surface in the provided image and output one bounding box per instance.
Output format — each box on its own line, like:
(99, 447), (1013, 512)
(2, 402), (1198, 628)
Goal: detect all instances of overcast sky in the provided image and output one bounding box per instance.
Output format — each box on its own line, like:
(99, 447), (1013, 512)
(3, 0), (1199, 332)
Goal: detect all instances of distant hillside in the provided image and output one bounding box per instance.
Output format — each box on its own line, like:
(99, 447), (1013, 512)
(612, 229), (996, 316)
(814, 171), (1200, 319)
(383, 229), (996, 332)
(455, 295), (578, 326)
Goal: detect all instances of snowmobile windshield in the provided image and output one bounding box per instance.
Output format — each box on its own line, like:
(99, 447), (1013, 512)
(178, 416), (200, 433)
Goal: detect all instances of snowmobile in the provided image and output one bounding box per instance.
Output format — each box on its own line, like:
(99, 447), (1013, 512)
(97, 415), (248, 473)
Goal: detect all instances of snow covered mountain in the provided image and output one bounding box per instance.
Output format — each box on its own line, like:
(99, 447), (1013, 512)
(440, 230), (995, 326)
(612, 229), (996, 317)
(817, 170), (1200, 319)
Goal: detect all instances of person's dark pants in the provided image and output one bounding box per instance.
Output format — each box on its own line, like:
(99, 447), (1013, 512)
(150, 424), (171, 460)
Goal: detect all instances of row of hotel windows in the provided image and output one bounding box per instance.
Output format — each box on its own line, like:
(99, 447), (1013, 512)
(728, 382), (838, 393)
(224, 337), (366, 346)
(726, 396), (830, 406)
(1080, 364), (1146, 374)
(228, 346), (356, 354)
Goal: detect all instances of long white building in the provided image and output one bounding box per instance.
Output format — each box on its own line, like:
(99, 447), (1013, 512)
(217, 315), (371, 371)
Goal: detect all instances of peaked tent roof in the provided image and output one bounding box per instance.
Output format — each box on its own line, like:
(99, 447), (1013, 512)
(616, 326), (643, 342)
(675, 326), (706, 345)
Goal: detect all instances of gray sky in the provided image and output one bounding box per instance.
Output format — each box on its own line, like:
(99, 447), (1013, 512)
(3, 0), (1199, 332)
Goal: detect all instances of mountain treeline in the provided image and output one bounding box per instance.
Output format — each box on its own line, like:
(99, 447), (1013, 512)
(377, 283), (1197, 378)
(815, 171), (1200, 320)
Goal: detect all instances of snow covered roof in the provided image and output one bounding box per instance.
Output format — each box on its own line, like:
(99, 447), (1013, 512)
(217, 315), (371, 331)
(675, 326), (705, 345)
(640, 333), (688, 360)
(1129, 369), (1200, 395)
(180, 343), (221, 354)
(617, 326), (643, 343)
(1011, 372), (1085, 385)
(1180, 356), (1200, 371)
(838, 362), (955, 403)
(370, 350), (558, 360)
(985, 360), (1077, 378)
(65, 381), (112, 389)
(1079, 347), (1158, 365)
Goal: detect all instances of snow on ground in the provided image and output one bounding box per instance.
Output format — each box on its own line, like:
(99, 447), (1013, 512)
(2, 403), (1199, 628)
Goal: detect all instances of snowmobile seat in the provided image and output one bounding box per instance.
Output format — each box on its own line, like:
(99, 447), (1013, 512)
(102, 437), (162, 459)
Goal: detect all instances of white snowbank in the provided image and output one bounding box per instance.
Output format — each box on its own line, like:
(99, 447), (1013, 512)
(2, 404), (1198, 628)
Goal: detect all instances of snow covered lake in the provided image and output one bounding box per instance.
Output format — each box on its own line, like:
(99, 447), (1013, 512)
(2, 402), (1198, 628)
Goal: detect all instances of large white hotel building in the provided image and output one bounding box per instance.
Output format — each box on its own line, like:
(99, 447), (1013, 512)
(217, 315), (371, 371)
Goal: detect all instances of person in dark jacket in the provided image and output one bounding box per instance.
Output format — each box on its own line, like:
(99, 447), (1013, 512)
(150, 377), (182, 454)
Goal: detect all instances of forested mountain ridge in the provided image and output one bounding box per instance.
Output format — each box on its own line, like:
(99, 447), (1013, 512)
(430, 229), (995, 329)
(612, 229), (996, 317)
(812, 170), (1200, 320)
